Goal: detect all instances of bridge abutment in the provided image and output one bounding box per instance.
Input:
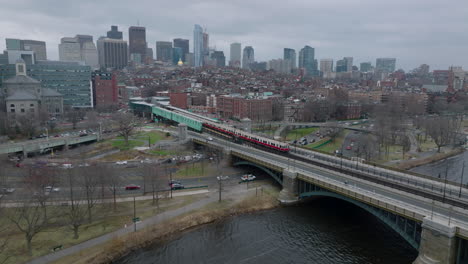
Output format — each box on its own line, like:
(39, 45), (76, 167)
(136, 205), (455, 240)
(414, 217), (457, 264)
(278, 169), (299, 204)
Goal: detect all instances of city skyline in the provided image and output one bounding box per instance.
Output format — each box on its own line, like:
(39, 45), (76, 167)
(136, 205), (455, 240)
(0, 0), (467, 70)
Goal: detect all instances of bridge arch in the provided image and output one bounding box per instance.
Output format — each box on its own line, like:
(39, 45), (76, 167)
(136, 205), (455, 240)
(232, 161), (283, 185)
(300, 190), (421, 250)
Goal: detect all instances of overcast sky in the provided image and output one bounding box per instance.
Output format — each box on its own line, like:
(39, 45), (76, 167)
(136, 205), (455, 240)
(1, 0), (467, 71)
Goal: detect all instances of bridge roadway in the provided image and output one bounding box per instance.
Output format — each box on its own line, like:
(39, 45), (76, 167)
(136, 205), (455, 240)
(189, 132), (468, 236)
(0, 134), (99, 156)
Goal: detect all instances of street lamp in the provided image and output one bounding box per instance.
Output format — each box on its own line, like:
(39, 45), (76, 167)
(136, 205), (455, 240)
(217, 175), (229, 202)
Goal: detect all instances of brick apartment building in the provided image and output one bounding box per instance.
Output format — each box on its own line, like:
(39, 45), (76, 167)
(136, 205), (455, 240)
(217, 95), (272, 121)
(92, 71), (118, 108)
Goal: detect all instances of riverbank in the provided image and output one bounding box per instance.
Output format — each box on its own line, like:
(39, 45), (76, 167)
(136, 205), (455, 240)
(51, 187), (280, 264)
(395, 147), (465, 170)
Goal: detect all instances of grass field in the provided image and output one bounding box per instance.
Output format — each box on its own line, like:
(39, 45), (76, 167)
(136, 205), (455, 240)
(111, 131), (170, 151)
(285, 127), (319, 141)
(314, 130), (351, 153)
(0, 194), (204, 264)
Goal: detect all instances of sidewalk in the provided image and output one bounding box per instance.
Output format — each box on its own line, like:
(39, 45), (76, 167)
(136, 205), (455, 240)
(27, 185), (252, 264)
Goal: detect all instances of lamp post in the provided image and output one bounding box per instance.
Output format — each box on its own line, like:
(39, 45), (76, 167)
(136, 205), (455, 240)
(459, 161), (465, 198)
(217, 175), (229, 202)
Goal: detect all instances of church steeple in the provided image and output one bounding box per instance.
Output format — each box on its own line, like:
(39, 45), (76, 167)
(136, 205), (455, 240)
(15, 59), (26, 76)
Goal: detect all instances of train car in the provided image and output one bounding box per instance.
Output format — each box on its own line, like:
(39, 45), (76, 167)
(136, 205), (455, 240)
(203, 121), (290, 152)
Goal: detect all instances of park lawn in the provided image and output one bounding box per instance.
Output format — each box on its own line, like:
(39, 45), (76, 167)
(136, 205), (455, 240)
(149, 149), (176, 156)
(286, 127), (319, 141)
(175, 161), (215, 179)
(0, 195), (204, 264)
(135, 131), (170, 144)
(419, 139), (438, 152)
(315, 129), (351, 153)
(305, 137), (330, 149)
(111, 139), (144, 150)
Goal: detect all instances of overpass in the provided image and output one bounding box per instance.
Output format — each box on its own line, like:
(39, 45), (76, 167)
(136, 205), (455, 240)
(190, 132), (468, 264)
(0, 134), (99, 157)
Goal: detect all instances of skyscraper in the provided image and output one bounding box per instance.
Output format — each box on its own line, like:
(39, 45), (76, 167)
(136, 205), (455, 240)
(156, 41), (173, 62)
(173, 38), (189, 62)
(211, 51), (226, 67)
(107, 25), (123, 39)
(5, 38), (47, 60)
(97, 37), (128, 69)
(336, 59), (347, 72)
(344, 57), (353, 72)
(75, 35), (93, 48)
(203, 32), (209, 56)
(193, 24), (204, 67)
(283, 48), (296, 71)
(229, 43), (241, 68)
(242, 46), (255, 69)
(172, 47), (183, 65)
(58, 37), (81, 62)
(376, 58), (396, 73)
(298, 45), (316, 76)
(128, 26), (147, 64)
(320, 59), (333, 74)
(360, 62), (372, 72)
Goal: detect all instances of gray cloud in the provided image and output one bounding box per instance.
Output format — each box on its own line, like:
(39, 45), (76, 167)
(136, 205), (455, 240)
(1, 0), (467, 70)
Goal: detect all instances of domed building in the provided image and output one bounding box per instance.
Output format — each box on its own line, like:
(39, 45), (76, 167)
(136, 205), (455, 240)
(1, 59), (63, 122)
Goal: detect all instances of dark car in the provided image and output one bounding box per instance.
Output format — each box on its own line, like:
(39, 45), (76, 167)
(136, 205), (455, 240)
(171, 183), (184, 190)
(125, 184), (141, 190)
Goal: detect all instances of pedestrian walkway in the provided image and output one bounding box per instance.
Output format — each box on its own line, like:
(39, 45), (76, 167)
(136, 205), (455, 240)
(27, 185), (253, 264)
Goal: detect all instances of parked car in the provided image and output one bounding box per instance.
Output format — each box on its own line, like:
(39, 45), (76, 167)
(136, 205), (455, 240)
(1, 188), (15, 194)
(346, 146), (352, 150)
(241, 174), (256, 182)
(169, 179), (182, 186)
(171, 183), (184, 190)
(207, 137), (213, 141)
(125, 184), (141, 190)
(45, 186), (60, 192)
(116, 161), (127, 165)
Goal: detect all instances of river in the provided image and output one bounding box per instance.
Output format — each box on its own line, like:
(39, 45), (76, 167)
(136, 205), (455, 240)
(116, 199), (417, 264)
(411, 150), (468, 183)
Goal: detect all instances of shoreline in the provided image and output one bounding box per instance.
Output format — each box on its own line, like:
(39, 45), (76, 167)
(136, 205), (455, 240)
(396, 147), (465, 170)
(52, 191), (280, 264)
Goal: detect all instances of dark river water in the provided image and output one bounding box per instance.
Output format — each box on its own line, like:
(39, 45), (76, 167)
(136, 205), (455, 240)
(116, 199), (417, 264)
(411, 151), (468, 183)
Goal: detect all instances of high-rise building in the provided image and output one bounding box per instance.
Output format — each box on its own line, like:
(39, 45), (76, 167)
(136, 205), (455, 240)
(376, 58), (396, 73)
(81, 41), (99, 69)
(203, 32), (209, 56)
(58, 37), (82, 62)
(298, 45), (317, 76)
(22, 40), (47, 60)
(145, 48), (154, 64)
(156, 41), (173, 62)
(211, 51), (226, 67)
(242, 46), (255, 69)
(75, 35), (93, 48)
(173, 38), (189, 62)
(319, 59), (333, 74)
(344, 57), (353, 72)
(128, 26), (147, 64)
(268, 59), (291, 74)
(107, 25), (123, 39)
(360, 62), (372, 72)
(97, 37), (128, 69)
(336, 59), (347, 72)
(283, 48), (296, 71)
(5, 38), (47, 61)
(172, 47), (183, 65)
(229, 43), (241, 68)
(193, 24), (204, 67)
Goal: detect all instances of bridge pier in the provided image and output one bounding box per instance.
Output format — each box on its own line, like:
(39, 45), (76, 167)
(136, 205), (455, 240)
(278, 169), (299, 204)
(178, 123), (187, 141)
(413, 217), (457, 264)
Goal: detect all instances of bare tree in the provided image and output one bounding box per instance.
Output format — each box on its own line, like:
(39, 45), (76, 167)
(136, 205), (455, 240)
(79, 166), (100, 223)
(0, 168), (10, 264)
(86, 110), (99, 130)
(17, 115), (38, 138)
(65, 107), (85, 129)
(107, 168), (121, 212)
(65, 169), (86, 239)
(143, 164), (163, 207)
(424, 116), (461, 152)
(113, 112), (140, 146)
(8, 194), (49, 255)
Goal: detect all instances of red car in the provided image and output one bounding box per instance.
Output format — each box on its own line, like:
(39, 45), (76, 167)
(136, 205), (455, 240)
(125, 184), (141, 190)
(346, 146), (352, 150)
